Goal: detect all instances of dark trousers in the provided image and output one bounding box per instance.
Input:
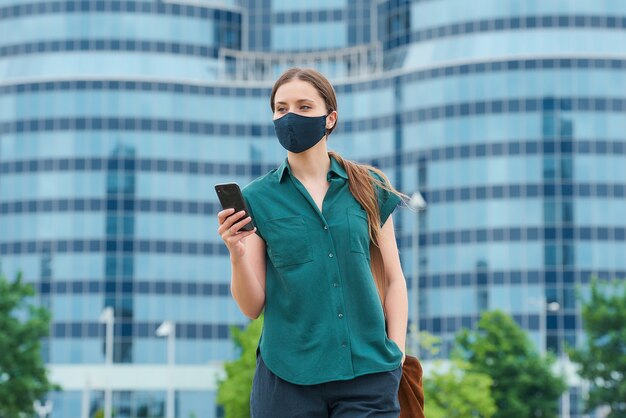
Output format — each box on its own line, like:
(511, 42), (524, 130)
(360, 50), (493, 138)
(251, 355), (402, 418)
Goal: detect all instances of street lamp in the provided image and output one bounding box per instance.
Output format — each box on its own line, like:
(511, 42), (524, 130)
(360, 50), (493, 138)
(33, 399), (53, 418)
(156, 320), (176, 418)
(547, 301), (561, 312)
(408, 191), (427, 355)
(545, 300), (561, 356)
(528, 297), (559, 356)
(544, 301), (571, 418)
(99, 307), (114, 418)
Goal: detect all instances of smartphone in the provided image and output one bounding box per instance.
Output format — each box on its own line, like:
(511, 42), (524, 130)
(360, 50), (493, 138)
(214, 182), (255, 232)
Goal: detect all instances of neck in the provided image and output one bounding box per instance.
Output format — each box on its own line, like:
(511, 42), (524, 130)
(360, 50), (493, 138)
(287, 138), (330, 183)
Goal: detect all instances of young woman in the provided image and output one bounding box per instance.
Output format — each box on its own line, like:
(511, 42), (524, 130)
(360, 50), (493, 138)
(217, 67), (409, 417)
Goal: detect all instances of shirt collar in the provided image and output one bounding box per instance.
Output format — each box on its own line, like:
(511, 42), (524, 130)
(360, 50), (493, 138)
(328, 154), (348, 180)
(277, 154), (348, 183)
(276, 158), (290, 182)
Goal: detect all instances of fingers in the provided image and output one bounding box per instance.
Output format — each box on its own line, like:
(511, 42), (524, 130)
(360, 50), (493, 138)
(238, 227), (257, 239)
(230, 216), (252, 234)
(222, 227), (256, 249)
(217, 208), (236, 223)
(224, 225), (257, 246)
(217, 210), (256, 250)
(217, 209), (247, 232)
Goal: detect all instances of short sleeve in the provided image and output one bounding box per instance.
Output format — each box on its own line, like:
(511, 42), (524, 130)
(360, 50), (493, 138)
(242, 186), (265, 240)
(370, 171), (402, 226)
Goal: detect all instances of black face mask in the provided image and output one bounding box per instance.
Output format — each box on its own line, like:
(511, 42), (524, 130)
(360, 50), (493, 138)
(273, 113), (327, 153)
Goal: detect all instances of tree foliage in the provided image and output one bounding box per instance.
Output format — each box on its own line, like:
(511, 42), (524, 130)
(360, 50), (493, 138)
(424, 357), (496, 418)
(457, 310), (566, 418)
(569, 278), (626, 417)
(0, 271), (57, 417)
(216, 316), (263, 418)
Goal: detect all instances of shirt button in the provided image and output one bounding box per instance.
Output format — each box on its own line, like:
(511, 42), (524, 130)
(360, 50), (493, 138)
(328, 253), (334, 258)
(338, 313), (344, 319)
(323, 225), (328, 230)
(341, 343), (347, 348)
(333, 283), (339, 288)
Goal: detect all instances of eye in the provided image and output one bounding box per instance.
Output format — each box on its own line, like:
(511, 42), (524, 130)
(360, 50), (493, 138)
(300, 105), (312, 110)
(276, 107), (286, 113)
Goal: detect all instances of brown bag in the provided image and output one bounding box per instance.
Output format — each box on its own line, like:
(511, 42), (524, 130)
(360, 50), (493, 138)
(399, 355), (426, 418)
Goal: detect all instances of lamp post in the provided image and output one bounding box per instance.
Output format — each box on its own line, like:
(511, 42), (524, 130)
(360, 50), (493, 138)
(544, 301), (571, 418)
(156, 320), (175, 418)
(33, 400), (53, 418)
(81, 376), (91, 418)
(529, 297), (569, 417)
(561, 351), (571, 418)
(545, 300), (561, 357)
(99, 307), (114, 418)
(408, 191), (427, 355)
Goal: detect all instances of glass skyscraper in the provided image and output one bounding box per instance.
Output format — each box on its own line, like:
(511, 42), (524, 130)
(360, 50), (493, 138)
(1, 1), (625, 417)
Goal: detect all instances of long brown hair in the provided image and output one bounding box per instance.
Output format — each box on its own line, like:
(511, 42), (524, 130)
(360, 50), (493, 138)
(270, 67), (409, 308)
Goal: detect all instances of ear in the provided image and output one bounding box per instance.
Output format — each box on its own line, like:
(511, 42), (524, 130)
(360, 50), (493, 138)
(326, 110), (337, 130)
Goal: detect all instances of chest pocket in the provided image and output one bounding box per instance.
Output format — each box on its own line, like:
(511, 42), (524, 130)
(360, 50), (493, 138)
(347, 207), (370, 254)
(265, 215), (313, 268)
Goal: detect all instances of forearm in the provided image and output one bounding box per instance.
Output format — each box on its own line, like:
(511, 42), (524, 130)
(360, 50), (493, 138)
(230, 255), (265, 319)
(384, 276), (408, 354)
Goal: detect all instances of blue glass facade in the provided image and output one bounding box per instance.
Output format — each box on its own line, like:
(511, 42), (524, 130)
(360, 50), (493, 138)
(1, 1), (624, 417)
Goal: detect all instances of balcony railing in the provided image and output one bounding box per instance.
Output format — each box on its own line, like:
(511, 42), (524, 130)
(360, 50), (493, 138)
(217, 43), (383, 83)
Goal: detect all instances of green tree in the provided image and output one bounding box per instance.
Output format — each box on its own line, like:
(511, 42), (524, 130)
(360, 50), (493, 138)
(0, 271), (58, 417)
(457, 310), (566, 418)
(425, 359), (497, 418)
(569, 278), (626, 417)
(216, 316), (263, 418)
(408, 327), (497, 418)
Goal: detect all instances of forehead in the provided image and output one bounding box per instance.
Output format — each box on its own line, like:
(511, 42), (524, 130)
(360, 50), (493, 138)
(274, 79), (322, 103)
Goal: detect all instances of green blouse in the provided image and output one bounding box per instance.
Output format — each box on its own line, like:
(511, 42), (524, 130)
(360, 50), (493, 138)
(242, 154), (403, 385)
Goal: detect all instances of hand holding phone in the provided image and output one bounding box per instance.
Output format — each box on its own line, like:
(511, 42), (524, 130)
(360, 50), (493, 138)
(215, 182), (256, 232)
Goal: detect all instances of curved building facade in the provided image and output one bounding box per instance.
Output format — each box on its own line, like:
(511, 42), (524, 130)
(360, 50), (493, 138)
(1, 0), (625, 417)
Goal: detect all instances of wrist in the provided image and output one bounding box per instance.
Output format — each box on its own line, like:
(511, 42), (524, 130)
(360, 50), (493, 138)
(389, 336), (406, 355)
(230, 253), (246, 265)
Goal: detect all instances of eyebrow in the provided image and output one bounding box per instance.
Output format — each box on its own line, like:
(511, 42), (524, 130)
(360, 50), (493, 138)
(274, 98), (316, 106)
